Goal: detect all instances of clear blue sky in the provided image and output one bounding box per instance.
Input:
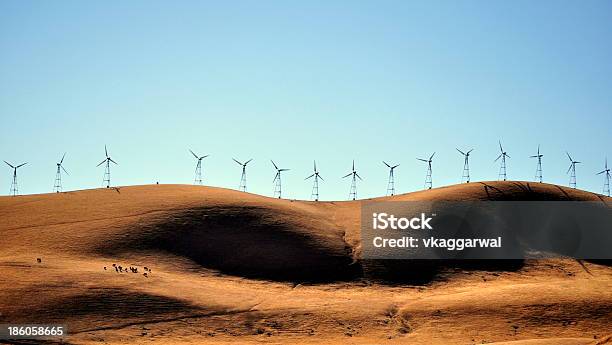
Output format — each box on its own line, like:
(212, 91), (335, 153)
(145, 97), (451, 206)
(1, 1), (611, 199)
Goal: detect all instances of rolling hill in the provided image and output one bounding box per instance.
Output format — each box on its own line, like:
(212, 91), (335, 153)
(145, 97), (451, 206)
(0, 181), (610, 344)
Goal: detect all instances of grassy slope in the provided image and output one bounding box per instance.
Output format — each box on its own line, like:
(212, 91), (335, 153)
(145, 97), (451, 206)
(0, 182), (610, 344)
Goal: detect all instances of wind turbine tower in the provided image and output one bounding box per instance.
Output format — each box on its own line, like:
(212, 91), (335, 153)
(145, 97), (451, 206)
(53, 153), (69, 192)
(4, 161), (27, 196)
(233, 158), (252, 192)
(457, 148), (473, 183)
(383, 161), (400, 196)
(189, 149), (209, 185)
(305, 161), (323, 201)
(417, 152), (435, 189)
(597, 158), (610, 197)
(530, 145), (543, 183)
(495, 141), (511, 181)
(271, 160), (289, 198)
(97, 145), (118, 188)
(343, 160), (362, 200)
(566, 152), (580, 189)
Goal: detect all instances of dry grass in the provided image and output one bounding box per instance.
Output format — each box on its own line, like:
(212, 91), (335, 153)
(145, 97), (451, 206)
(0, 182), (610, 344)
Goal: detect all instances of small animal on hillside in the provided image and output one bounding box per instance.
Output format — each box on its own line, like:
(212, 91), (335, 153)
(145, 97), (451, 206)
(36, 258), (41, 263)
(104, 266), (107, 270)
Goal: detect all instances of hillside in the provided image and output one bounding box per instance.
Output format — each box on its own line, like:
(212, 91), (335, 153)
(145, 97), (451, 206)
(0, 182), (610, 344)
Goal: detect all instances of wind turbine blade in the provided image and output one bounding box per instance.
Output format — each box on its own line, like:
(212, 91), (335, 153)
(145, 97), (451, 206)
(271, 160), (278, 170)
(567, 164), (573, 174)
(201, 155), (209, 159)
(233, 158), (243, 165)
(105, 145), (108, 158)
(495, 154), (502, 162)
(342, 172), (352, 178)
(537, 144), (540, 155)
(597, 170), (606, 175)
(109, 158), (118, 165)
(356, 173), (363, 181)
(16, 162), (27, 168)
(189, 149), (198, 159)
(352, 160), (355, 171)
(313, 160), (317, 172)
(430, 152), (436, 160)
(60, 152), (66, 164)
(4, 161), (14, 168)
(61, 166), (69, 175)
(392, 164), (400, 169)
(280, 168), (290, 171)
(530, 155), (538, 158)
(318, 174), (324, 181)
(273, 172), (279, 182)
(305, 173), (315, 180)
(417, 158), (428, 162)
(499, 141), (503, 152)
(383, 161), (390, 168)
(97, 159), (106, 167)
(467, 149), (474, 154)
(566, 152), (572, 162)
(245, 159), (253, 165)
(506, 153), (511, 158)
(575, 161), (581, 164)
(456, 148), (465, 155)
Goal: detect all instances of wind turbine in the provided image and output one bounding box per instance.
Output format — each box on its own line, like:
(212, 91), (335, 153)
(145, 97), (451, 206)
(271, 160), (289, 198)
(383, 161), (400, 196)
(305, 161), (323, 201)
(596, 158), (610, 197)
(495, 141), (510, 181)
(457, 148), (474, 183)
(53, 153), (69, 192)
(189, 149), (209, 185)
(417, 152), (435, 189)
(97, 145), (118, 188)
(233, 158), (252, 192)
(4, 161), (27, 196)
(566, 152), (580, 189)
(343, 160), (362, 200)
(530, 145), (544, 183)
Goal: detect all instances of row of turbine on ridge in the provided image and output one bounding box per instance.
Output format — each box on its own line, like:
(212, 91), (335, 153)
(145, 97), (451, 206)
(4, 143), (610, 199)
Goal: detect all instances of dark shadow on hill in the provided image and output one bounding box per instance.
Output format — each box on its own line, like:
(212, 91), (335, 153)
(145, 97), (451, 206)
(1, 340), (75, 345)
(0, 288), (203, 331)
(479, 182), (575, 201)
(584, 259), (612, 266)
(361, 259), (525, 286)
(97, 206), (361, 283)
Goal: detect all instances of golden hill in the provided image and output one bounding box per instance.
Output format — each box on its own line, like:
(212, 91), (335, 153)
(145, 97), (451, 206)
(0, 182), (610, 344)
